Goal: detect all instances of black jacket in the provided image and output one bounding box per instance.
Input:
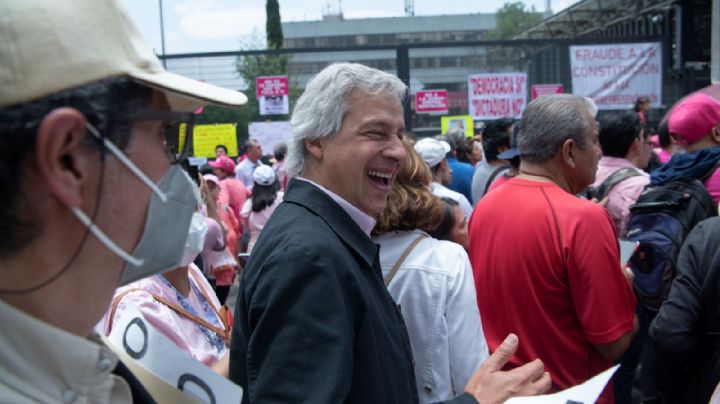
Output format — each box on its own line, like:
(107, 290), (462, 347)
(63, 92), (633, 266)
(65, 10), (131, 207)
(229, 179), (421, 403)
(645, 216), (720, 403)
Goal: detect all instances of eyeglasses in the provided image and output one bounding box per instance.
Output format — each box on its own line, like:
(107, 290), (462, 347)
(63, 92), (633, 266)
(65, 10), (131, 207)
(131, 109), (196, 164)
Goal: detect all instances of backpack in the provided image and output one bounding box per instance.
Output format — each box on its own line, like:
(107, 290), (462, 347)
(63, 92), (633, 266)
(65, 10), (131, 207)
(583, 167), (642, 201)
(625, 175), (717, 313)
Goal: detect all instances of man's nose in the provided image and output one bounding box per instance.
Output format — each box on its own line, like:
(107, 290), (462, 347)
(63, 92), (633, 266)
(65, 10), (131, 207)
(386, 138), (407, 162)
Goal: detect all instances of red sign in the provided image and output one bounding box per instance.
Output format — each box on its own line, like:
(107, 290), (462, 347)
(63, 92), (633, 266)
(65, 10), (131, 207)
(531, 84), (564, 100)
(416, 90), (449, 114)
(256, 76), (289, 98)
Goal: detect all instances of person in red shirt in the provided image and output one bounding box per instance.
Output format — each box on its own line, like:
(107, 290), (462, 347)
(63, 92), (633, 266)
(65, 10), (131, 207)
(469, 94), (638, 404)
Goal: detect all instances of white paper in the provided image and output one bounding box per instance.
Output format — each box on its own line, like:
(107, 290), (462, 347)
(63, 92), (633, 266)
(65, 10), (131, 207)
(107, 303), (243, 404)
(506, 365), (619, 404)
(619, 240), (639, 267)
(248, 121), (293, 157)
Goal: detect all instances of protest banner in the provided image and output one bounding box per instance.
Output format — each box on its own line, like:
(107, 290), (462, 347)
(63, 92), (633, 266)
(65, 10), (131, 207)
(191, 124), (237, 158)
(440, 115), (474, 138)
(248, 121), (293, 156)
(257, 76), (290, 115)
(570, 42), (662, 110)
(416, 90), (449, 114)
(468, 73), (527, 120)
(106, 303), (243, 404)
(531, 84), (564, 100)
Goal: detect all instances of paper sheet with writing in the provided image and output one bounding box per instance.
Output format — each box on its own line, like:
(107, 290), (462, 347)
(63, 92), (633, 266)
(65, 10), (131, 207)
(506, 365), (619, 404)
(107, 302), (243, 404)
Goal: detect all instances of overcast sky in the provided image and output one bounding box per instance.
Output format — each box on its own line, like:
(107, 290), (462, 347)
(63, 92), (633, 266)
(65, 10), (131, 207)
(121, 0), (580, 54)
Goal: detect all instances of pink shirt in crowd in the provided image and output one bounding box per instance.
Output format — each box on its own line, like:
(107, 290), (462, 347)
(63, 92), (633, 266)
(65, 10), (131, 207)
(218, 177), (250, 224)
(241, 192), (284, 253)
(592, 156), (651, 237)
(705, 167), (720, 206)
(103, 264), (227, 367)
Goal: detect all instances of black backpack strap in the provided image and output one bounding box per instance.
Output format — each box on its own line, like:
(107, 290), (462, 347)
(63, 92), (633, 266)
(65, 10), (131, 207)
(594, 167), (642, 201)
(483, 164), (511, 196)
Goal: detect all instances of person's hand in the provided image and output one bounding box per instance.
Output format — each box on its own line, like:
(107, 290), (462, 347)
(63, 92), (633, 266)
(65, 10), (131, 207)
(211, 351), (230, 377)
(622, 265), (635, 286)
(464, 334), (551, 404)
(591, 195), (610, 207)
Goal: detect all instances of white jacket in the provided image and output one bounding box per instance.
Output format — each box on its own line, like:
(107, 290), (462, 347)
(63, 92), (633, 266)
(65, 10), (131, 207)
(374, 230), (489, 403)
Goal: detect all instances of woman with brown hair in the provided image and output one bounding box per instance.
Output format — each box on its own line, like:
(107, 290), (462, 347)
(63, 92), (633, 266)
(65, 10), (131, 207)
(372, 138), (488, 403)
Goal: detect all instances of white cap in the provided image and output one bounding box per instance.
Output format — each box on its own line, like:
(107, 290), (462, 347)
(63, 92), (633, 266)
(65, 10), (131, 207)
(414, 138), (450, 168)
(253, 165), (276, 186)
(202, 174), (220, 186)
(0, 0), (247, 111)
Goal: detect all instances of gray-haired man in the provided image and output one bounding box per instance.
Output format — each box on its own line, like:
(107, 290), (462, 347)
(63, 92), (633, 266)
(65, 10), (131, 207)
(230, 63), (549, 404)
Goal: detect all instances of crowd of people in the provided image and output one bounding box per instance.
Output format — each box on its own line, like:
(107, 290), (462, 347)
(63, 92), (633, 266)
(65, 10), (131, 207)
(1, 1), (719, 404)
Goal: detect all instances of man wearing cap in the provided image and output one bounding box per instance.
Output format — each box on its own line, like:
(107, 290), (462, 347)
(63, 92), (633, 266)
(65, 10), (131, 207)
(414, 137), (473, 218)
(0, 0), (246, 401)
(653, 93), (720, 205)
(210, 155), (250, 231)
(469, 95), (638, 404)
(230, 62), (550, 404)
(235, 140), (265, 190)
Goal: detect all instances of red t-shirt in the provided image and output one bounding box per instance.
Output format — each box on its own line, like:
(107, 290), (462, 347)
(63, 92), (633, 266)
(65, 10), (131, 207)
(468, 178), (636, 403)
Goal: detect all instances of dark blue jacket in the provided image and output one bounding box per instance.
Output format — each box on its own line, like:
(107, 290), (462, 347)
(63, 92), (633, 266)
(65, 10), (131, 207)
(229, 179), (420, 403)
(649, 147), (720, 186)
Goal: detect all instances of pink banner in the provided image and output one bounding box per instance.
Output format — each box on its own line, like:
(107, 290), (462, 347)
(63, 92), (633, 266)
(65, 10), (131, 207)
(416, 90), (449, 114)
(256, 76), (289, 98)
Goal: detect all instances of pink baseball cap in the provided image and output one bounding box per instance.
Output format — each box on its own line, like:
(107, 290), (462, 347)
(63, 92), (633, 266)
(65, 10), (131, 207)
(668, 93), (720, 145)
(209, 155), (236, 175)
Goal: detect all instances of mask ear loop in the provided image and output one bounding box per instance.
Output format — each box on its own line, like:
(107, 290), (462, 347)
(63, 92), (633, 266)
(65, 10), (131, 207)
(85, 124), (168, 203)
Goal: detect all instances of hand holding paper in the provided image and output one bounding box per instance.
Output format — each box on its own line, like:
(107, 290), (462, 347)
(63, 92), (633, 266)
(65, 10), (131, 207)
(464, 334), (551, 404)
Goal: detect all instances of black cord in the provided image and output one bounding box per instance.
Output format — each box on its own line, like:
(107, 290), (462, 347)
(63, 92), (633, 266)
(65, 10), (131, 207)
(0, 133), (108, 294)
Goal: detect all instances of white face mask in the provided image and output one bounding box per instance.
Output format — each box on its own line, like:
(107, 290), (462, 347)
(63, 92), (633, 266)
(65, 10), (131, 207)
(179, 212), (208, 267)
(71, 123), (199, 285)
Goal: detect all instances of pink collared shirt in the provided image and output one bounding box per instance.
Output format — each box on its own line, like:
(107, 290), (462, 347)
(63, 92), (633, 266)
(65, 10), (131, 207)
(296, 178), (376, 236)
(103, 264), (227, 367)
(592, 156), (651, 237)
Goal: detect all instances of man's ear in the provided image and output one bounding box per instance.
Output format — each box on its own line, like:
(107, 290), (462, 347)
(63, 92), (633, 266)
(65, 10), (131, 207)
(34, 108), (90, 209)
(561, 138), (577, 169)
(711, 125), (720, 144)
(304, 137), (324, 160)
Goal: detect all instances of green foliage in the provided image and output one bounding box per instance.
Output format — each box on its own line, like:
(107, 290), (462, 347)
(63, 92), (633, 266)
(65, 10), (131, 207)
(486, 2), (544, 40)
(266, 0), (283, 49)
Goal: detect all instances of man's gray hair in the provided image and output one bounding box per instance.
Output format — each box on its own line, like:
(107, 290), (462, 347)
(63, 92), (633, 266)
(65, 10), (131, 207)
(286, 63), (408, 177)
(518, 94), (595, 163)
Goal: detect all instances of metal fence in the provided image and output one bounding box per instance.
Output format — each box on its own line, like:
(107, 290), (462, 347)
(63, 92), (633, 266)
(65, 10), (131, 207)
(162, 34), (705, 138)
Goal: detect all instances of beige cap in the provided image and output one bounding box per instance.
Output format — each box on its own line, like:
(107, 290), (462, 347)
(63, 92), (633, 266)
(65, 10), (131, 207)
(0, 0), (247, 111)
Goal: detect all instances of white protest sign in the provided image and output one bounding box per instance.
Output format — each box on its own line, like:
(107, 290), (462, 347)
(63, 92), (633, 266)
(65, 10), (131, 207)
(468, 73), (527, 120)
(107, 303), (243, 404)
(248, 121), (293, 156)
(259, 95), (289, 115)
(570, 43), (662, 110)
(506, 365), (619, 404)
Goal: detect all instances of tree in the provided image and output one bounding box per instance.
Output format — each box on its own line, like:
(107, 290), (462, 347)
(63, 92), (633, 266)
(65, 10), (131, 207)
(266, 0), (283, 49)
(486, 2), (544, 40)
